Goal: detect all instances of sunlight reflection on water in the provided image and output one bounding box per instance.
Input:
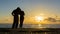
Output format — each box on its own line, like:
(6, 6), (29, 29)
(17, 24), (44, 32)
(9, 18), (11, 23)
(0, 24), (60, 28)
(30, 24), (47, 28)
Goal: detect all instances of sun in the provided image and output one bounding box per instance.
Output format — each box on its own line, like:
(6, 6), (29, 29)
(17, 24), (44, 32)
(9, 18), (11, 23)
(35, 16), (44, 22)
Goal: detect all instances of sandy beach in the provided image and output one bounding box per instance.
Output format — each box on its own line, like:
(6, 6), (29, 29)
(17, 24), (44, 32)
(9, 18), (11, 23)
(0, 28), (60, 34)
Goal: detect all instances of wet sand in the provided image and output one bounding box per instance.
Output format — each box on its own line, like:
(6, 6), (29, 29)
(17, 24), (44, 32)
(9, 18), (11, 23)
(0, 28), (60, 34)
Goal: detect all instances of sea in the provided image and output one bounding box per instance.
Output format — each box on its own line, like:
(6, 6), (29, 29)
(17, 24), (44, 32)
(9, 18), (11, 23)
(0, 23), (60, 28)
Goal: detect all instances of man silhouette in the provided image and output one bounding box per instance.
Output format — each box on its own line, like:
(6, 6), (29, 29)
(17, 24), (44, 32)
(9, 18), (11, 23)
(12, 7), (20, 28)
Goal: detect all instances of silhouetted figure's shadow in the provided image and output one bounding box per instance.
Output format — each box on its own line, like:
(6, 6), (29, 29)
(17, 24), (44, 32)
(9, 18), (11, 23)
(12, 7), (25, 29)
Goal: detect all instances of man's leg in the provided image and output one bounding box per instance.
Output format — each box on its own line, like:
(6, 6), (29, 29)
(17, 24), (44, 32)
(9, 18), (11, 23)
(12, 16), (16, 28)
(12, 22), (15, 28)
(15, 16), (19, 28)
(15, 22), (18, 28)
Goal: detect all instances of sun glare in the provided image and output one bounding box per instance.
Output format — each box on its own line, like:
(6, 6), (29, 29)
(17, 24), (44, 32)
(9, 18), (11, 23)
(35, 16), (44, 22)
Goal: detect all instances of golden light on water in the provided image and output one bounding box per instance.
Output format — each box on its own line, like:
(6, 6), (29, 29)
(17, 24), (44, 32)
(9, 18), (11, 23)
(38, 24), (42, 27)
(37, 24), (46, 28)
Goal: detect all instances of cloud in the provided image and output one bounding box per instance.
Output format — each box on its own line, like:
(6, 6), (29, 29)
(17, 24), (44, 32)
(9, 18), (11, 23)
(47, 17), (56, 22)
(44, 17), (60, 22)
(57, 20), (60, 22)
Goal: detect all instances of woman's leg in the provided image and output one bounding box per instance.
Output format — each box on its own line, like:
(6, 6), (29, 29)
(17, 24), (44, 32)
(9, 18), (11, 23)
(20, 17), (24, 28)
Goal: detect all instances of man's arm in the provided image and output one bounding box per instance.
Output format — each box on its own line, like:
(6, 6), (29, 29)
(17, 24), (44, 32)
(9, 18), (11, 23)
(11, 10), (14, 16)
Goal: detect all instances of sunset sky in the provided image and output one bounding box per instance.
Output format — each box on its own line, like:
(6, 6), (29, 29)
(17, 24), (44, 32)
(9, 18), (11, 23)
(0, 0), (60, 24)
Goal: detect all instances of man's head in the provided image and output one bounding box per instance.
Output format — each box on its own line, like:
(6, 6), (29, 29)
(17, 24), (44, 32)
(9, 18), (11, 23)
(17, 7), (21, 11)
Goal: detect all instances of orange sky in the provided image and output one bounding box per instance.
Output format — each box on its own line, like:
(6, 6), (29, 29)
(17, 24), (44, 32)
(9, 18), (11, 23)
(0, 0), (60, 24)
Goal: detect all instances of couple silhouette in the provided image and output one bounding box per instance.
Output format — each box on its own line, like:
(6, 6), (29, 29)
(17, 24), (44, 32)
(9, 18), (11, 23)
(12, 7), (25, 29)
